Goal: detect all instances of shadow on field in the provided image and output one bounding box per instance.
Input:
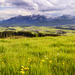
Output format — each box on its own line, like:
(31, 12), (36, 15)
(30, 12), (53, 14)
(0, 30), (66, 38)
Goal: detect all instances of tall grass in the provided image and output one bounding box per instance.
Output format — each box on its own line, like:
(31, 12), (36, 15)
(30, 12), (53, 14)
(0, 35), (75, 75)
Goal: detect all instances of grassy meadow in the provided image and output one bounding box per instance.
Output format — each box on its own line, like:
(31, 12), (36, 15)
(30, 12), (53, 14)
(0, 32), (75, 75)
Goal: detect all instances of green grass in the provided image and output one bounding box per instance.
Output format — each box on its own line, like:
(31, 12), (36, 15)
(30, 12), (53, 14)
(0, 35), (75, 75)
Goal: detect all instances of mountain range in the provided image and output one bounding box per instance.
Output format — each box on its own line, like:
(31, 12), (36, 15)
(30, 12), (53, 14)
(0, 15), (75, 27)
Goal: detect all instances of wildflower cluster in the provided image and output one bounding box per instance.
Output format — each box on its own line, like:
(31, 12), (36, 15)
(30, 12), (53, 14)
(20, 57), (66, 74)
(20, 66), (29, 74)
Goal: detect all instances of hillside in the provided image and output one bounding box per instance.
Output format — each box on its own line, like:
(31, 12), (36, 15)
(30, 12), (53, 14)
(0, 26), (67, 38)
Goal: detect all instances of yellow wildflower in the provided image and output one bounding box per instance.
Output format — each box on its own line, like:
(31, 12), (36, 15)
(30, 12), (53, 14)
(41, 59), (45, 62)
(24, 67), (29, 71)
(63, 62), (64, 65)
(20, 71), (25, 74)
(21, 66), (24, 69)
(21, 68), (24, 71)
(49, 60), (52, 63)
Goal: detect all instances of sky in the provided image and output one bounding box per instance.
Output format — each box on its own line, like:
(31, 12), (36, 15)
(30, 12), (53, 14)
(0, 0), (75, 20)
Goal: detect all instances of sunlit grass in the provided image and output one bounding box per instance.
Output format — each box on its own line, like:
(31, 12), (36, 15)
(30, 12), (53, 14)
(0, 35), (75, 75)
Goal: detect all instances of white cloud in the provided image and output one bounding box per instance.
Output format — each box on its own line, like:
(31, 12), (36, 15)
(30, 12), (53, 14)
(0, 8), (32, 20)
(0, 0), (75, 20)
(0, 0), (5, 3)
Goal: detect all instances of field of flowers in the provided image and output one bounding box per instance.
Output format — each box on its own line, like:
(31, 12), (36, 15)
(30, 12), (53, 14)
(0, 34), (75, 75)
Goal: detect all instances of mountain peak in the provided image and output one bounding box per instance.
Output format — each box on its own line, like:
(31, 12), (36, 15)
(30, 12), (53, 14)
(0, 14), (75, 27)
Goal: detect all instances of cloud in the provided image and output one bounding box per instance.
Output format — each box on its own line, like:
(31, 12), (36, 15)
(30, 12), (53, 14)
(0, 0), (75, 20)
(0, 8), (32, 20)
